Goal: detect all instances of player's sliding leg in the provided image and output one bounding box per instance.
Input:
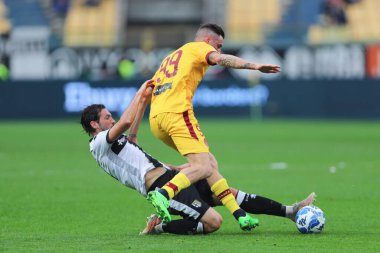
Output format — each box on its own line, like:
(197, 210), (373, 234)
(140, 202), (217, 235)
(233, 190), (316, 222)
(140, 214), (204, 235)
(234, 190), (287, 218)
(146, 153), (223, 225)
(145, 175), (224, 235)
(140, 214), (218, 235)
(142, 192), (317, 235)
(142, 213), (258, 235)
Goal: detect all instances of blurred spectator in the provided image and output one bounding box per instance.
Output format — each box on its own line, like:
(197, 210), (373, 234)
(0, 57), (9, 81)
(321, 0), (347, 26)
(53, 0), (71, 18)
(99, 62), (116, 80)
(84, 0), (101, 7)
(79, 66), (92, 80)
(117, 57), (135, 80)
(344, 0), (360, 4)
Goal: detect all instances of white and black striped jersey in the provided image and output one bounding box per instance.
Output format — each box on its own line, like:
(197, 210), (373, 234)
(89, 130), (165, 196)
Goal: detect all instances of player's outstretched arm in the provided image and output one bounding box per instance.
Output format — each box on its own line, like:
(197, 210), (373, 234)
(108, 80), (154, 142)
(208, 52), (281, 73)
(127, 81), (154, 143)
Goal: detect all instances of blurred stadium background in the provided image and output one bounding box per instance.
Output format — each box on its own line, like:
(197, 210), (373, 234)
(0, 0), (379, 119)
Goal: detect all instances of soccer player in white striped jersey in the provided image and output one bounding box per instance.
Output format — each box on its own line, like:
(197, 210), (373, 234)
(80, 80), (316, 235)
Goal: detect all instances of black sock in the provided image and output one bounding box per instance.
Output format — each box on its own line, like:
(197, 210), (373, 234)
(158, 188), (169, 200)
(162, 219), (203, 235)
(236, 191), (286, 217)
(232, 208), (246, 220)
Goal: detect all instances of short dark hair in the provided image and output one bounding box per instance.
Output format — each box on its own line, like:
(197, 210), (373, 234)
(80, 104), (105, 135)
(199, 23), (225, 38)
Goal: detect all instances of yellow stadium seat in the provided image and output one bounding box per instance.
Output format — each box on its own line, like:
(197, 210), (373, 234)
(226, 0), (282, 44)
(309, 0), (380, 43)
(64, 0), (118, 47)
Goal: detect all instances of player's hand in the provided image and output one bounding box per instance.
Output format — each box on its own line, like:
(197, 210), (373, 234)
(138, 79), (154, 94)
(256, 64), (281, 74)
(141, 79), (154, 103)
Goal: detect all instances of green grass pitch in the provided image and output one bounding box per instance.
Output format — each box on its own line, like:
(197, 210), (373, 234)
(1, 119), (379, 252)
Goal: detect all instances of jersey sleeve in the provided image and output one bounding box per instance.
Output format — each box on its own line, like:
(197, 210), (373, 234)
(90, 130), (111, 155)
(194, 42), (217, 65)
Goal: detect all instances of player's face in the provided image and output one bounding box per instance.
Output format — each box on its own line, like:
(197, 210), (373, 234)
(98, 108), (115, 131)
(206, 34), (224, 53)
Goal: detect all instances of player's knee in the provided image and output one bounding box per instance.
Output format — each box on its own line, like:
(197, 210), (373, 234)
(203, 213), (223, 233)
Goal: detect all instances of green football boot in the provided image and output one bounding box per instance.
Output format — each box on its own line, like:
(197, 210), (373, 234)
(238, 214), (259, 231)
(146, 191), (172, 222)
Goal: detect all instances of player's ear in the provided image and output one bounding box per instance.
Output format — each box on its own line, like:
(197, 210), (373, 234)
(90, 120), (99, 130)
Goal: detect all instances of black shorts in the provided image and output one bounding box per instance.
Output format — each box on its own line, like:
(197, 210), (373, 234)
(148, 170), (215, 222)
